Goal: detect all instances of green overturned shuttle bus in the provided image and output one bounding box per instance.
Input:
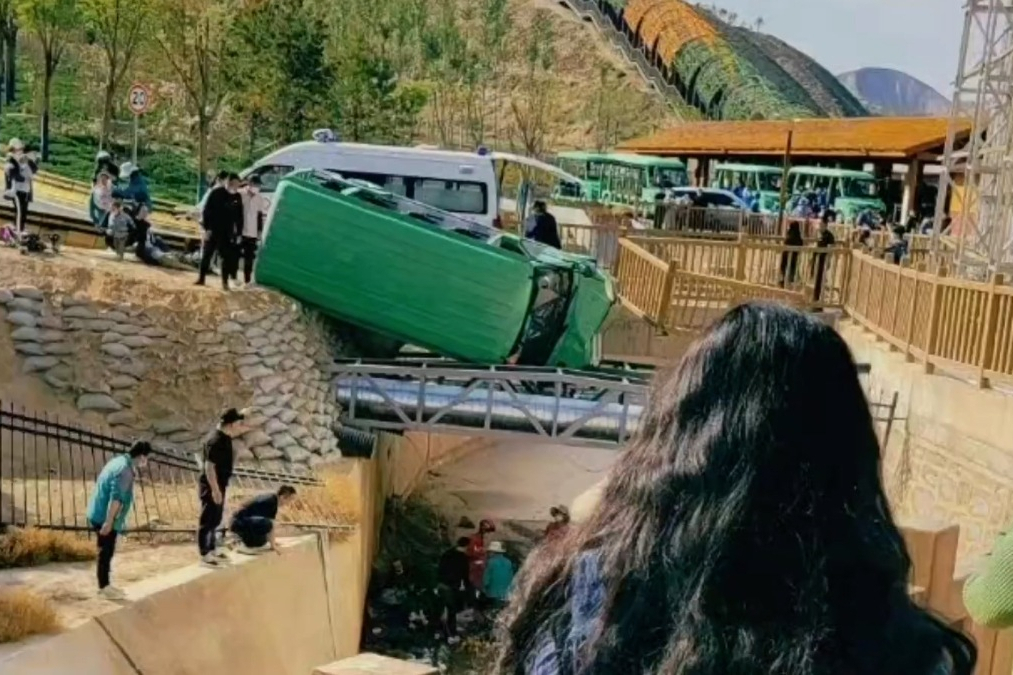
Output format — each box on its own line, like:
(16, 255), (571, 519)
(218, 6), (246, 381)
(253, 170), (616, 369)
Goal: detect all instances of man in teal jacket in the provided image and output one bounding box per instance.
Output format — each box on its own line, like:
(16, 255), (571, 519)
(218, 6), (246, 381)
(86, 441), (153, 600)
(483, 540), (515, 609)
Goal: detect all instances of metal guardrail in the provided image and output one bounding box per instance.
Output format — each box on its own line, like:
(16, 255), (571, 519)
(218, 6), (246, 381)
(36, 171), (182, 213)
(12, 201), (195, 252)
(331, 358), (880, 447)
(0, 401), (354, 536)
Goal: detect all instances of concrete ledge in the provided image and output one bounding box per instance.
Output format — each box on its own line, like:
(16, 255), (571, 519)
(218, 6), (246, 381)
(0, 534), (365, 675)
(314, 653), (438, 675)
(0, 620), (138, 675)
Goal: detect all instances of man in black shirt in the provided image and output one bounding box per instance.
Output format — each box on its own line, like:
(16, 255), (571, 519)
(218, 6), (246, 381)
(229, 485), (297, 555)
(196, 173), (242, 290)
(436, 537), (471, 641)
(198, 407), (247, 567)
(525, 200), (562, 249)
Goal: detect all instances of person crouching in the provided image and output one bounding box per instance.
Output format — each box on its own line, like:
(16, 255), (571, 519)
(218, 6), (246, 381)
(229, 485), (297, 555)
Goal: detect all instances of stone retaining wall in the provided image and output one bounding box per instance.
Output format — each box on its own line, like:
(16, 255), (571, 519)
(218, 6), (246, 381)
(1, 284), (343, 472)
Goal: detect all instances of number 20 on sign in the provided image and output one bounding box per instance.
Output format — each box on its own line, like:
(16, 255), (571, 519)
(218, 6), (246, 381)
(128, 84), (151, 115)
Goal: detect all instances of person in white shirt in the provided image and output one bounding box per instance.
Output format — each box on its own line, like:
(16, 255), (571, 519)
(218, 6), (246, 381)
(4, 138), (37, 235)
(91, 171), (114, 228)
(239, 175), (268, 285)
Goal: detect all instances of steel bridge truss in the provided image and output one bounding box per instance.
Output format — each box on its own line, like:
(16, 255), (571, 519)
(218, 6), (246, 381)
(332, 359), (878, 448)
(333, 360), (650, 448)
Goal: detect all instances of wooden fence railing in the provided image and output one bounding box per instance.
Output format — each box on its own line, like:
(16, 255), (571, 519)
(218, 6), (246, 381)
(612, 238), (820, 334)
(624, 234), (852, 309)
(845, 252), (1013, 388)
(611, 234), (1013, 388)
(613, 239), (673, 325)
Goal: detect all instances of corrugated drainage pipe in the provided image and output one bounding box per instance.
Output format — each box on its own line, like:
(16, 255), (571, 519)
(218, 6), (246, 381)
(336, 425), (378, 458)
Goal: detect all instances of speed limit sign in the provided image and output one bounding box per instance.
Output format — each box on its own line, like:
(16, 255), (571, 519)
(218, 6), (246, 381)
(127, 83), (151, 115)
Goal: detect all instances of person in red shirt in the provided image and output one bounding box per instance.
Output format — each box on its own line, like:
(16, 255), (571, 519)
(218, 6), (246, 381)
(544, 505), (570, 541)
(466, 519), (496, 595)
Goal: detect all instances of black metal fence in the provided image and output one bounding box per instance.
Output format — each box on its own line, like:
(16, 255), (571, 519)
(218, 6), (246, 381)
(0, 401), (355, 537)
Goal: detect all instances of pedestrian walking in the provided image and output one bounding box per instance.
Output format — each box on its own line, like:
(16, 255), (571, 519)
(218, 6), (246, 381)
(86, 441), (154, 600)
(228, 485), (296, 555)
(197, 407), (247, 567)
(197, 173), (242, 290)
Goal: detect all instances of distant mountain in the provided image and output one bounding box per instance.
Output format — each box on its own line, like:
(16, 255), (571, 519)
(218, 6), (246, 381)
(837, 68), (951, 116)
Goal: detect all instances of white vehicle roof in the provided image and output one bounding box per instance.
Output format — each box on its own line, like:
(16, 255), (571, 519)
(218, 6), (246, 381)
(669, 187), (750, 209)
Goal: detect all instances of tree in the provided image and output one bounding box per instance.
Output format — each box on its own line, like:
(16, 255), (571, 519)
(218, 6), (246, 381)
(15, 0), (80, 160)
(463, 0), (511, 146)
(420, 0), (467, 147)
(587, 66), (623, 152)
(151, 0), (234, 195)
(0, 0), (16, 104)
(228, 0), (334, 146)
(82, 0), (150, 149)
(509, 9), (555, 158)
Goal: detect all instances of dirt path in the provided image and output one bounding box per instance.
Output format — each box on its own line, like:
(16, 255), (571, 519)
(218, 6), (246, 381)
(0, 540), (195, 631)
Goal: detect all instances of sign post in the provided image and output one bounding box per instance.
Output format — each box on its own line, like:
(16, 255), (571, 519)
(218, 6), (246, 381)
(127, 83), (152, 164)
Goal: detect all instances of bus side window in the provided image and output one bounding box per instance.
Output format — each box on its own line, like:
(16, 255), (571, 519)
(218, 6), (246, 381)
(248, 164), (295, 193)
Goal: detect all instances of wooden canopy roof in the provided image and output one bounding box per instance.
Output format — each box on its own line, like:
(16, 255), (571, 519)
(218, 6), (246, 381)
(620, 117), (973, 160)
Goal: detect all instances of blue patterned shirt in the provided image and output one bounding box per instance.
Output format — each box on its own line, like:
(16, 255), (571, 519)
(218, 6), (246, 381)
(526, 550), (605, 675)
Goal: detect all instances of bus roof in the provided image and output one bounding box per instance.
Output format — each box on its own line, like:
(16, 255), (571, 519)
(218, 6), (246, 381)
(714, 163), (782, 174)
(556, 150), (613, 162)
(555, 151), (686, 169)
(608, 153), (686, 169)
(788, 166), (875, 179)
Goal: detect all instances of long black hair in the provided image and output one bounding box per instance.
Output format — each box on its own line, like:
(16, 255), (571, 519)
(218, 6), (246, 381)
(495, 303), (975, 675)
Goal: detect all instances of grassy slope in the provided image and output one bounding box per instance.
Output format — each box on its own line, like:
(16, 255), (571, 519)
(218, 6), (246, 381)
(2, 0), (680, 205)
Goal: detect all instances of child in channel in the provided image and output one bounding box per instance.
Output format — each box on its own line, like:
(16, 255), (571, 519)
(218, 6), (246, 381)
(108, 199), (133, 260)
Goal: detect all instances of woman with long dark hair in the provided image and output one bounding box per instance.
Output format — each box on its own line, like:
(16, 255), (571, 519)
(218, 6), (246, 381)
(494, 303), (976, 675)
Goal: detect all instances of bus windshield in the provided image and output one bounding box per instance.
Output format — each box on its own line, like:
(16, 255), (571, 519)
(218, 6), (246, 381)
(757, 172), (782, 192)
(655, 167), (688, 188)
(841, 176), (878, 199)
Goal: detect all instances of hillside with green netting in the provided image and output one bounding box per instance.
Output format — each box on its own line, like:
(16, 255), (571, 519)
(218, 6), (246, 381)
(602, 0), (868, 120)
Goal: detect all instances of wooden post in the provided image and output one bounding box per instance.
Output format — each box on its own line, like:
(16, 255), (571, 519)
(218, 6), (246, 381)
(888, 260), (905, 349)
(734, 238), (747, 281)
(924, 264), (948, 375)
(851, 253), (866, 317)
(905, 263), (926, 362)
(902, 523), (960, 616)
(656, 262), (678, 331)
(977, 273), (1005, 388)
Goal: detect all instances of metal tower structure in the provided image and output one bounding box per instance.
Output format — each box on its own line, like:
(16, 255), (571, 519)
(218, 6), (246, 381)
(934, 0), (1013, 279)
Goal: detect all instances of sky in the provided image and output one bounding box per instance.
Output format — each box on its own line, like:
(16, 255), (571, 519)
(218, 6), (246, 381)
(711, 0), (962, 96)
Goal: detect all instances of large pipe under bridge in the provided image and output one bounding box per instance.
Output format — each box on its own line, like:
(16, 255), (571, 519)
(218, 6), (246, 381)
(332, 359), (884, 449)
